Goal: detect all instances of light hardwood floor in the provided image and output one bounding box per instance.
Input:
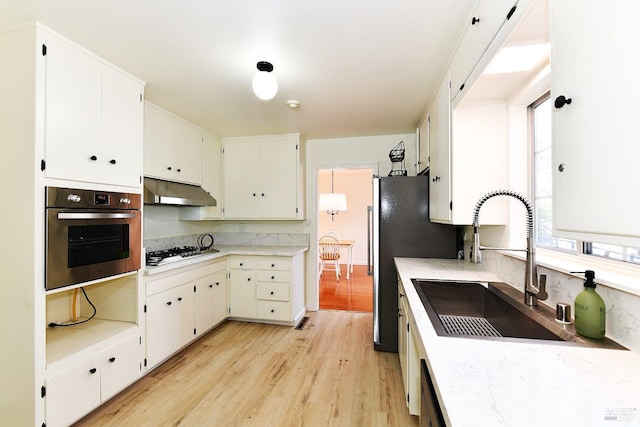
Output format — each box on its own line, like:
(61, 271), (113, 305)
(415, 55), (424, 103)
(74, 311), (418, 427)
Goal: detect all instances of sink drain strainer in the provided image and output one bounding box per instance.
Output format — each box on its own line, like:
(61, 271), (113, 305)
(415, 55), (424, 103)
(439, 315), (503, 337)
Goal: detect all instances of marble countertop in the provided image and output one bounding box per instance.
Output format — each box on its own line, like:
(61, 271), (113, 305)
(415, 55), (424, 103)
(395, 257), (640, 427)
(144, 245), (308, 276)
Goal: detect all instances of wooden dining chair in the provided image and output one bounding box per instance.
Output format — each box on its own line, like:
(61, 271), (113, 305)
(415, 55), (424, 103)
(318, 235), (341, 280)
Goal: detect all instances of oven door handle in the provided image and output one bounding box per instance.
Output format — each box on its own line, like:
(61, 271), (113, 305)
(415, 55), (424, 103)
(57, 212), (137, 220)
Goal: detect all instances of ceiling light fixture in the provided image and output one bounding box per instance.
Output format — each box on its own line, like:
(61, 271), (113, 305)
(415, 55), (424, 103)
(287, 99), (300, 109)
(252, 61), (278, 101)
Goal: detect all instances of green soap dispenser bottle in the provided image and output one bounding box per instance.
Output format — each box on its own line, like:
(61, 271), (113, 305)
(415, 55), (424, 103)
(574, 270), (606, 339)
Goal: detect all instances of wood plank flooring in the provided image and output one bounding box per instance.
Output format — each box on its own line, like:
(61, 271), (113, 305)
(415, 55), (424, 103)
(74, 311), (418, 427)
(319, 265), (373, 312)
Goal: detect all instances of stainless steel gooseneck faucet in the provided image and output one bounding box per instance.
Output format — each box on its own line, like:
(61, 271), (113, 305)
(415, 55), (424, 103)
(470, 190), (548, 306)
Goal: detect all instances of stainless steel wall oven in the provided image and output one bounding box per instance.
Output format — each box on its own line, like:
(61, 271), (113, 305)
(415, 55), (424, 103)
(45, 187), (142, 291)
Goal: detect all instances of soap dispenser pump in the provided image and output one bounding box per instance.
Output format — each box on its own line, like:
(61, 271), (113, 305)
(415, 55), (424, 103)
(573, 270), (606, 339)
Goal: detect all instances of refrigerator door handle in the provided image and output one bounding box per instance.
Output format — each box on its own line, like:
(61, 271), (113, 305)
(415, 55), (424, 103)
(372, 178), (381, 346)
(367, 205), (373, 276)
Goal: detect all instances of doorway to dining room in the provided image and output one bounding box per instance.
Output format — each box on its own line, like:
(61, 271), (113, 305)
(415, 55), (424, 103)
(317, 167), (374, 312)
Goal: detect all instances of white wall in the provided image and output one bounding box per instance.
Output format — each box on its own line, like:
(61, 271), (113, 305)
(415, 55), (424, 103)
(305, 133), (416, 310)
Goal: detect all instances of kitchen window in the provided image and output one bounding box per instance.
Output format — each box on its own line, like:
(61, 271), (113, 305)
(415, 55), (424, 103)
(530, 94), (640, 265)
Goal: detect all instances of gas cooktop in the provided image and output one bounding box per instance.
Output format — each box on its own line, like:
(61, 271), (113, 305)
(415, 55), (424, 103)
(146, 246), (219, 266)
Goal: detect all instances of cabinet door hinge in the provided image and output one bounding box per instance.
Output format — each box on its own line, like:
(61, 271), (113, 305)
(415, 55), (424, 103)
(459, 83), (465, 92)
(228, 307), (231, 314)
(194, 328), (196, 335)
(449, 201), (453, 211)
(144, 304), (147, 313)
(42, 423), (46, 427)
(41, 385), (46, 398)
(139, 93), (143, 102)
(296, 207), (299, 214)
(40, 159), (45, 171)
(407, 323), (409, 332)
(296, 144), (298, 150)
(144, 358), (147, 367)
(407, 393), (410, 403)
(139, 336), (142, 345)
(193, 285), (196, 293)
(506, 5), (517, 20)
(41, 44), (47, 56)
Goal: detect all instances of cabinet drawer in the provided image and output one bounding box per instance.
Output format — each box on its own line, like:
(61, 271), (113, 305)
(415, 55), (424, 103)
(257, 300), (291, 321)
(257, 282), (290, 302)
(229, 258), (257, 269)
(257, 270), (290, 283)
(257, 258), (290, 271)
(195, 259), (227, 278)
(146, 269), (195, 296)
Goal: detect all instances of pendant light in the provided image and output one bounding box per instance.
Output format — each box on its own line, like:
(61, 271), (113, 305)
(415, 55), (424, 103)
(252, 61), (278, 101)
(319, 170), (348, 221)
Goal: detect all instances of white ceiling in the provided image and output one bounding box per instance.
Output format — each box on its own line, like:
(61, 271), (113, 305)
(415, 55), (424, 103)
(0, 0), (479, 139)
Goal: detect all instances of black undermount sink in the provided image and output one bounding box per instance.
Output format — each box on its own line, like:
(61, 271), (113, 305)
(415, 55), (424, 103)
(411, 279), (625, 349)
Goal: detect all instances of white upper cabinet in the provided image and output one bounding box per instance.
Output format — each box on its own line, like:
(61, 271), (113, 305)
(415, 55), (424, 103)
(551, 0), (640, 245)
(223, 133), (303, 220)
(428, 74), (452, 223)
(417, 113), (429, 174)
(143, 102), (203, 186)
(44, 34), (144, 188)
(449, 0), (519, 103)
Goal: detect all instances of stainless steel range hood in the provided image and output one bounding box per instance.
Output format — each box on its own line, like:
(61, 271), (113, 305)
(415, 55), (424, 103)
(143, 178), (217, 206)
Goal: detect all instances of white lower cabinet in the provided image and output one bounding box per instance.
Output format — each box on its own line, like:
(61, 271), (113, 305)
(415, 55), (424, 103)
(229, 257), (258, 319)
(45, 334), (141, 427)
(398, 280), (420, 416)
(145, 271), (196, 369)
(195, 260), (228, 337)
(229, 254), (304, 324)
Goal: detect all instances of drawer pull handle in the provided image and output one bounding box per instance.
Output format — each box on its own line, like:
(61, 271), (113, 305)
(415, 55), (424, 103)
(270, 291), (274, 295)
(215, 282), (220, 286)
(271, 275), (275, 280)
(166, 301), (172, 306)
(109, 357), (116, 363)
(247, 278), (251, 281)
(90, 155), (98, 161)
(271, 309), (275, 313)
(89, 368), (97, 374)
(177, 297), (182, 301)
(239, 262), (243, 266)
(109, 159), (116, 165)
(209, 284), (213, 288)
(271, 263), (275, 267)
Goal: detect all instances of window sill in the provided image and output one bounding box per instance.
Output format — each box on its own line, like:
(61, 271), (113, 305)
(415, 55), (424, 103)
(499, 248), (640, 298)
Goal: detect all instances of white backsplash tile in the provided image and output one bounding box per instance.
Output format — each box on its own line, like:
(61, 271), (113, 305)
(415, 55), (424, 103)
(483, 251), (640, 352)
(144, 232), (309, 252)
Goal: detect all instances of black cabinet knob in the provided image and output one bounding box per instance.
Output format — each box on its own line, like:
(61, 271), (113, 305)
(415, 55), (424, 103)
(177, 168), (181, 172)
(247, 278), (251, 281)
(109, 357), (116, 363)
(554, 95), (572, 108)
(209, 283), (213, 288)
(89, 368), (97, 374)
(109, 159), (116, 164)
(239, 262), (243, 266)
(90, 155), (98, 161)
(177, 297), (182, 301)
(271, 275), (275, 280)
(271, 309), (275, 313)
(261, 193), (265, 197)
(270, 291), (274, 295)
(215, 282), (220, 286)
(166, 301), (172, 306)
(271, 264), (275, 267)
(167, 166), (172, 170)
(472, 16), (480, 25)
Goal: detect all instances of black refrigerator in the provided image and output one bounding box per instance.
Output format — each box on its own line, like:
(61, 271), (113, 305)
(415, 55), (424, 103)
(371, 175), (459, 353)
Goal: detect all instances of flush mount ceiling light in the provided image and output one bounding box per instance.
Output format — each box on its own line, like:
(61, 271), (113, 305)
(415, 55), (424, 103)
(286, 99), (300, 109)
(252, 61), (278, 101)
